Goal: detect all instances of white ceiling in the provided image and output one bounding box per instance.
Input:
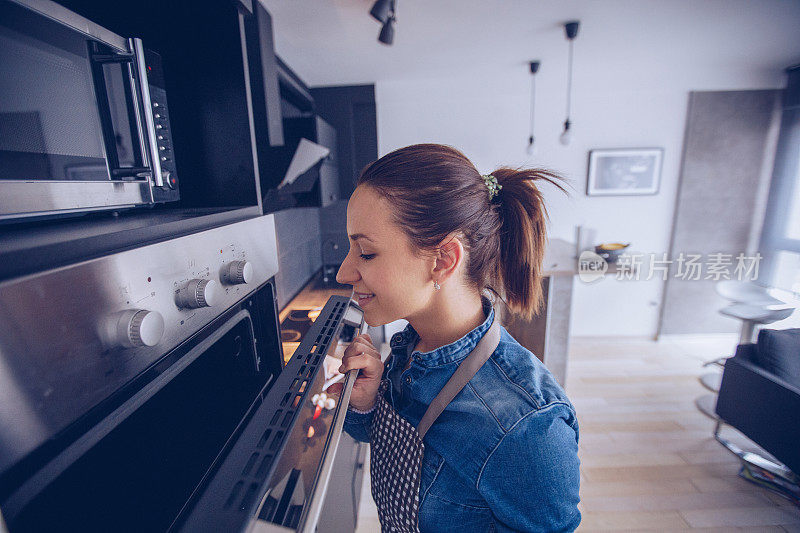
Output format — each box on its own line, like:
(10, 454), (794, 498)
(261, 0), (800, 88)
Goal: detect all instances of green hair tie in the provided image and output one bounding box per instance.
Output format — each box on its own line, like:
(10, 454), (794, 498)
(482, 174), (502, 200)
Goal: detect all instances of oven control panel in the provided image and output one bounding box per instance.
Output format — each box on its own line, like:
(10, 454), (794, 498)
(0, 216), (279, 478)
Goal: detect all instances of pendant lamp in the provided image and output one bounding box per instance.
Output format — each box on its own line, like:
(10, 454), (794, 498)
(527, 61), (540, 155)
(372, 0), (396, 45)
(560, 21), (579, 146)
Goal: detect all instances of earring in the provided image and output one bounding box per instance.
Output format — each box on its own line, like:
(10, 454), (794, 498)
(433, 281), (441, 290)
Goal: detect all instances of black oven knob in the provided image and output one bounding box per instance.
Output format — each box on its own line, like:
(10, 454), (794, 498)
(116, 309), (165, 348)
(223, 260), (253, 285)
(176, 279), (220, 309)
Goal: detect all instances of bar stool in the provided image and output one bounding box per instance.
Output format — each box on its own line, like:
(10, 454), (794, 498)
(716, 281), (787, 343)
(696, 282), (795, 419)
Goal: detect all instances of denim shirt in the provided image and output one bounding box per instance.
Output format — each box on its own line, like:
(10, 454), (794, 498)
(343, 300), (581, 532)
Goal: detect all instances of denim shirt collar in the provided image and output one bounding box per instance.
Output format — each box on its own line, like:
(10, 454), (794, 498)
(389, 295), (495, 367)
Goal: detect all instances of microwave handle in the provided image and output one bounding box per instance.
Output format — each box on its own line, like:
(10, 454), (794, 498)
(131, 38), (164, 188)
(90, 48), (153, 183)
(125, 55), (155, 181)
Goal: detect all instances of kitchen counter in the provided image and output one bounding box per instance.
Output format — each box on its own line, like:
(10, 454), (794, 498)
(545, 237), (640, 276)
(498, 238), (640, 387)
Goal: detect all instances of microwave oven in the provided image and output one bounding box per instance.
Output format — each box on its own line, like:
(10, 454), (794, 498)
(0, 0), (180, 222)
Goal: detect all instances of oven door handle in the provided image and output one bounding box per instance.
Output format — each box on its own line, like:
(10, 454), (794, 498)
(300, 322), (365, 533)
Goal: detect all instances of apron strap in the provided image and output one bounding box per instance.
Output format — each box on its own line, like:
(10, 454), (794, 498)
(417, 317), (501, 440)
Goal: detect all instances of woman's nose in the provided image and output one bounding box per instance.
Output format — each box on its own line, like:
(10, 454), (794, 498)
(336, 254), (359, 285)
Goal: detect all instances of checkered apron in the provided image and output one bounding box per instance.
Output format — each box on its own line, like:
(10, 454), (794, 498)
(368, 319), (501, 532)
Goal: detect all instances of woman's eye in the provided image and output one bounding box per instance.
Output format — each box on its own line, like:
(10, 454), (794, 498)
(359, 253), (376, 261)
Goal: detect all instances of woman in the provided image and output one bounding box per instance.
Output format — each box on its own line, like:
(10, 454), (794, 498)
(334, 144), (580, 532)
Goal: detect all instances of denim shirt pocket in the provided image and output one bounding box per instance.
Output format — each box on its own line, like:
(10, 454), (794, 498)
(419, 445), (444, 503)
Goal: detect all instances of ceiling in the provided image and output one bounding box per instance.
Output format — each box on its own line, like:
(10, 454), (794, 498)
(261, 0), (800, 88)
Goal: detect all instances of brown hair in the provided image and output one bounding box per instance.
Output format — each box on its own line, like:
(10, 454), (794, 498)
(357, 143), (571, 319)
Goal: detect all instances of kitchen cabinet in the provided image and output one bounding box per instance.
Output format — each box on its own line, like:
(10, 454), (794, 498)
(311, 85), (378, 198)
(281, 116), (340, 208)
(245, 0), (284, 147)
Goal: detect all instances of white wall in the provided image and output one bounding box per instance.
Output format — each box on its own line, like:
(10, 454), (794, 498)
(265, 0), (800, 338)
(375, 64), (788, 338)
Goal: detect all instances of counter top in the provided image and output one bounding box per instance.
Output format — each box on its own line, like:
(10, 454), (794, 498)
(546, 237), (640, 276)
(543, 238), (579, 275)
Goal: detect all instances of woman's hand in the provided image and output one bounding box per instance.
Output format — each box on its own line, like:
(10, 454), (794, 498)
(329, 333), (383, 411)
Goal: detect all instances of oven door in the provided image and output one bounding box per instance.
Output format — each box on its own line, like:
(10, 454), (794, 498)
(0, 0), (159, 221)
(173, 295), (365, 533)
(1, 280), (284, 532)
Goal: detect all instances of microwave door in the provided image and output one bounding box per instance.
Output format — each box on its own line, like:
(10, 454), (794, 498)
(0, 0), (155, 220)
(89, 44), (152, 185)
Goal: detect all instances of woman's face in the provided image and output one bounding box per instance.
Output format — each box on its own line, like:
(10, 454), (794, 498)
(336, 185), (435, 326)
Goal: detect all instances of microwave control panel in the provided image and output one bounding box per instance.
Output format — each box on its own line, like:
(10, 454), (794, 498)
(140, 44), (179, 202)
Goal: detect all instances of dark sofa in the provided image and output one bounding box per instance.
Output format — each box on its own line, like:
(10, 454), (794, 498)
(715, 327), (800, 476)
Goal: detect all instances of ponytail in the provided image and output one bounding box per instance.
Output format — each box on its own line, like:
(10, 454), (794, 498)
(491, 168), (571, 320)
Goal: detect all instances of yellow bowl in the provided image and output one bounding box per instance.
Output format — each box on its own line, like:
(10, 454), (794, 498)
(597, 242), (629, 251)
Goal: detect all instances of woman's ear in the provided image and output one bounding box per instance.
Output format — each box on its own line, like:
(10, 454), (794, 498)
(432, 235), (465, 284)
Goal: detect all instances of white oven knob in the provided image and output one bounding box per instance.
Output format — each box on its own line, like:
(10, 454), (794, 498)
(117, 309), (164, 348)
(176, 279), (220, 308)
(224, 260), (253, 285)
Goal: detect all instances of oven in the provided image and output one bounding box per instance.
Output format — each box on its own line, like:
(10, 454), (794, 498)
(0, 215), (365, 532)
(0, 0), (180, 222)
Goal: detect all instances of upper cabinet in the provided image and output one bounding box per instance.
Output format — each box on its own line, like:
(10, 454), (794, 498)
(244, 1), (284, 148)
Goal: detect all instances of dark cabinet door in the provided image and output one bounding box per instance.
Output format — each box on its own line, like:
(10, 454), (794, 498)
(311, 85), (378, 198)
(245, 1), (284, 148)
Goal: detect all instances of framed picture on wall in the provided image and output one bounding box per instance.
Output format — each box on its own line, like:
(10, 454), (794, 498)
(587, 148), (663, 196)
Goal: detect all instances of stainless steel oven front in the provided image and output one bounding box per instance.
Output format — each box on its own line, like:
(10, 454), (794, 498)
(0, 0), (180, 222)
(0, 214), (366, 533)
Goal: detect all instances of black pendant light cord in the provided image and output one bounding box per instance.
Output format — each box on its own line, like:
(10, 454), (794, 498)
(529, 74), (536, 145)
(565, 38), (574, 123)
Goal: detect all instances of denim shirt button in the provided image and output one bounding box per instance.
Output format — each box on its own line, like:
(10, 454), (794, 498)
(390, 332), (404, 348)
(405, 376), (412, 385)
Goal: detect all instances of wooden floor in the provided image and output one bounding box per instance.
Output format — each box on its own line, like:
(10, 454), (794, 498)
(355, 334), (800, 532)
(568, 334), (798, 531)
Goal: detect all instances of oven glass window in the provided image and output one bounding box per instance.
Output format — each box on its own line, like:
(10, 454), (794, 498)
(11, 315), (272, 532)
(0, 0), (108, 180)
